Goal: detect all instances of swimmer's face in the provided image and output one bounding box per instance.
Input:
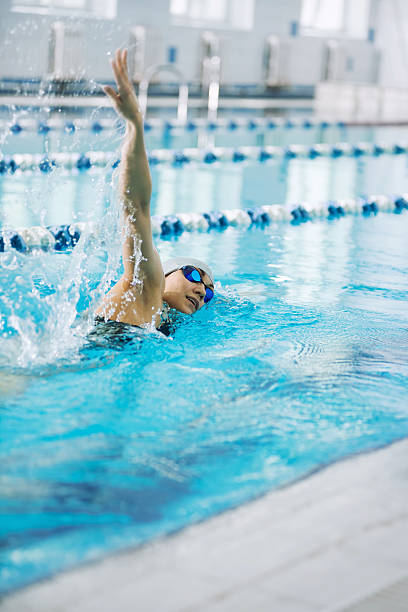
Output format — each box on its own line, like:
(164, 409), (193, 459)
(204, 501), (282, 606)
(163, 269), (214, 314)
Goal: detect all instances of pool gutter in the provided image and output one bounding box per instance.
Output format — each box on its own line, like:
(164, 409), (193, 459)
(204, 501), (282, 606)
(1, 438), (408, 612)
(0, 94), (314, 111)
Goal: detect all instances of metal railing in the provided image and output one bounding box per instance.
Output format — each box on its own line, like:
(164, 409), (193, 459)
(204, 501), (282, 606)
(138, 64), (188, 122)
(201, 32), (221, 121)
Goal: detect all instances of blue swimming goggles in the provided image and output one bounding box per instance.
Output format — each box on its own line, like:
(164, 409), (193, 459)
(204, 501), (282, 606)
(181, 265), (214, 303)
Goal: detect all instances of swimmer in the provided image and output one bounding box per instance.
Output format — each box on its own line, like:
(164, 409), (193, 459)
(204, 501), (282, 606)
(95, 49), (214, 332)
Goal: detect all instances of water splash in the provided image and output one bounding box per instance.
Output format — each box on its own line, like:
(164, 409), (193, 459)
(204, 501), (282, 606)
(0, 147), (124, 369)
(0, 15), (137, 370)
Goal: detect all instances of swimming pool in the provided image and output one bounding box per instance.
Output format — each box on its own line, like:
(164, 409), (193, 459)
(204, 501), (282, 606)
(1, 207), (408, 593)
(2, 148), (408, 228)
(1, 112), (408, 594)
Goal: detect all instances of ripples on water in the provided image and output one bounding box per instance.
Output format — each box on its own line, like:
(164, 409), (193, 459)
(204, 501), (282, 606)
(0, 214), (408, 592)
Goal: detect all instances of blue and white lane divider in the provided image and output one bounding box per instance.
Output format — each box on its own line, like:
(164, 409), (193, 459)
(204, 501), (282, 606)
(2, 117), (346, 135)
(1, 141), (408, 174)
(1, 195), (407, 253)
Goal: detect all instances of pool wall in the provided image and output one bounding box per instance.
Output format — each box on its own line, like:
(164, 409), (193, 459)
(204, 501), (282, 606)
(0, 1), (379, 89)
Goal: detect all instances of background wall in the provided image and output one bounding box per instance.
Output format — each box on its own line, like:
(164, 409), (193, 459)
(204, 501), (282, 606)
(0, 0), (303, 85)
(374, 0), (408, 89)
(0, 0), (404, 89)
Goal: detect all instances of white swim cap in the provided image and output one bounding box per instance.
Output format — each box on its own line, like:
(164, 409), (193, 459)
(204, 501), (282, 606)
(163, 257), (214, 285)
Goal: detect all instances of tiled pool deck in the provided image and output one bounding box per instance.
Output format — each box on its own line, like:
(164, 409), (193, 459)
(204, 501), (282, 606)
(1, 437), (407, 612)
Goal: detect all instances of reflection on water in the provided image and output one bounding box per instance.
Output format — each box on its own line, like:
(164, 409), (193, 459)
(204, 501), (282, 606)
(2, 154), (408, 230)
(279, 218), (353, 307)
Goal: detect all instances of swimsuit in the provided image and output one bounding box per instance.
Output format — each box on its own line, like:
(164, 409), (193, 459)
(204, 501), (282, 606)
(93, 316), (171, 337)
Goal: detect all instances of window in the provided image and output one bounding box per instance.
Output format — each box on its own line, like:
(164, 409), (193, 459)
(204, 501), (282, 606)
(11, 0), (117, 19)
(300, 0), (371, 39)
(301, 0), (345, 33)
(169, 0), (255, 30)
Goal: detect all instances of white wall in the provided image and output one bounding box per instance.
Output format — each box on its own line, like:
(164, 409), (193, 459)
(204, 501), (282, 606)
(373, 0), (408, 88)
(0, 0), (386, 88)
(0, 0), (302, 85)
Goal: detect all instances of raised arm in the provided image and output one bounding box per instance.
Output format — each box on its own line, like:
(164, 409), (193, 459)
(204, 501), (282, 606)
(103, 49), (162, 287)
(104, 49), (151, 216)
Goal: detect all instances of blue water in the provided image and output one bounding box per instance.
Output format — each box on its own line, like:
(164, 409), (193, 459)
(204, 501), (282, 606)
(1, 111), (408, 593)
(1, 154), (408, 228)
(1, 211), (408, 593)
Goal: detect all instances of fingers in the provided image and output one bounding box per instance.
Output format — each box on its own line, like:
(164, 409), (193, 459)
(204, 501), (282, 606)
(117, 48), (124, 72)
(111, 48), (131, 93)
(107, 49), (134, 113)
(115, 48), (122, 71)
(103, 85), (118, 100)
(115, 48), (128, 78)
(111, 54), (123, 91)
(120, 48), (128, 74)
(116, 48), (127, 74)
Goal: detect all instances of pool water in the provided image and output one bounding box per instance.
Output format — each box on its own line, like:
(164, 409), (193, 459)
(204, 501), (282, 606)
(1, 211), (408, 593)
(2, 153), (408, 229)
(2, 108), (408, 593)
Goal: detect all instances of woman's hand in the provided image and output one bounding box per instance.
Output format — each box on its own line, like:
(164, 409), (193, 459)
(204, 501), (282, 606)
(103, 48), (142, 125)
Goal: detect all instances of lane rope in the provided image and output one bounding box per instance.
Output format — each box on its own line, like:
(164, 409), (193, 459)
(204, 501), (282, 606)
(2, 117), (347, 135)
(1, 195), (406, 253)
(1, 141), (407, 174)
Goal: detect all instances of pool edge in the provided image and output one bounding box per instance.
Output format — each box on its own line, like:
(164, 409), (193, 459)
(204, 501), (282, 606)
(1, 436), (408, 611)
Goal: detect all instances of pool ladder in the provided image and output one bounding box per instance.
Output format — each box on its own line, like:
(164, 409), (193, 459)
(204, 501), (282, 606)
(139, 48), (221, 122)
(201, 31), (221, 121)
(138, 64), (188, 122)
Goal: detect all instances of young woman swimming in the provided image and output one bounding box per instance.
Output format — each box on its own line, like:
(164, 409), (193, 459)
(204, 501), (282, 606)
(95, 49), (214, 331)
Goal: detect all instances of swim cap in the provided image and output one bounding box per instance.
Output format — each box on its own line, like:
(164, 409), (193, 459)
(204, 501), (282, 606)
(163, 257), (214, 285)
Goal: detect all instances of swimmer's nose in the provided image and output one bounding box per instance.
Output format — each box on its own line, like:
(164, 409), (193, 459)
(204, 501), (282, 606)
(193, 284), (205, 301)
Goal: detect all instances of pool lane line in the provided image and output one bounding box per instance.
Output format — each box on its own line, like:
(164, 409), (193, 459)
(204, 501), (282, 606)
(4, 117), (408, 135)
(1, 141), (408, 175)
(0, 195), (406, 253)
(0, 117), (345, 134)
